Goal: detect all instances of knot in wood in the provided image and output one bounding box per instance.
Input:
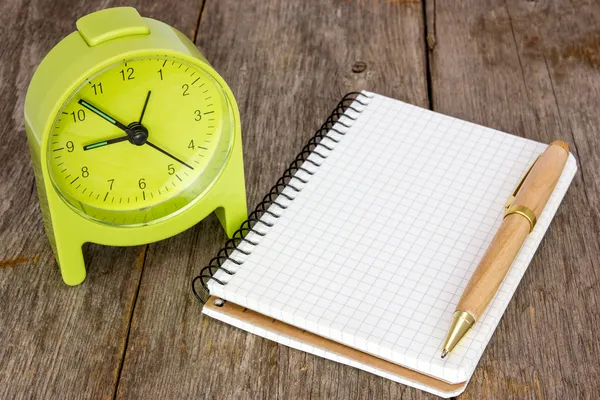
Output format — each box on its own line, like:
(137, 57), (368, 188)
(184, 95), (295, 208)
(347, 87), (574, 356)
(352, 61), (367, 73)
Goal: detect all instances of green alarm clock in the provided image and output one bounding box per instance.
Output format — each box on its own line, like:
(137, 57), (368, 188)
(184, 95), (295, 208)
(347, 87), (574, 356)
(24, 7), (247, 285)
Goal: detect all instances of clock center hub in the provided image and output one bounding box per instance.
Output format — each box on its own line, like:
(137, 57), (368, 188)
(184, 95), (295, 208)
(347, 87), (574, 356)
(127, 122), (148, 146)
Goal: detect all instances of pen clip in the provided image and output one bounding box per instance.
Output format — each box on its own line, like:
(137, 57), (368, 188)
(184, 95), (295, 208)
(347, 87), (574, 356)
(504, 155), (540, 213)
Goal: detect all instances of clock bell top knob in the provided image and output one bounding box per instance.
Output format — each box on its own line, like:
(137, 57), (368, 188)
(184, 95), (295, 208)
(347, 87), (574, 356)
(76, 7), (150, 47)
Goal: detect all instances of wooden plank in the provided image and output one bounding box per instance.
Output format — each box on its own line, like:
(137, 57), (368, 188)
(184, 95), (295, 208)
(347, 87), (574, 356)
(426, 0), (600, 398)
(116, 1), (432, 399)
(0, 1), (200, 399)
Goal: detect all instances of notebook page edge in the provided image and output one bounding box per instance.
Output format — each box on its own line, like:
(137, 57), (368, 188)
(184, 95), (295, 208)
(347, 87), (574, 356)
(202, 298), (468, 398)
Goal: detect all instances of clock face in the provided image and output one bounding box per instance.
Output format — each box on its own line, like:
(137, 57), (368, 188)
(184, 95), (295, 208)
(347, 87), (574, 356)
(47, 56), (235, 226)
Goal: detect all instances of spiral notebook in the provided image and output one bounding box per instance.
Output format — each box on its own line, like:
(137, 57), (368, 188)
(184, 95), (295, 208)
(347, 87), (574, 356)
(193, 91), (577, 397)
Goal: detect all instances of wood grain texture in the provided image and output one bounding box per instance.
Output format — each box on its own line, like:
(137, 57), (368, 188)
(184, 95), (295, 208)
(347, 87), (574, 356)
(115, 1), (430, 399)
(2, 0), (600, 399)
(426, 0), (600, 398)
(0, 1), (200, 399)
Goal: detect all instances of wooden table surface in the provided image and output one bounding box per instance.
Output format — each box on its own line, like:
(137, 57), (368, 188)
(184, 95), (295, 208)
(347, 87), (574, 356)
(1, 1), (599, 399)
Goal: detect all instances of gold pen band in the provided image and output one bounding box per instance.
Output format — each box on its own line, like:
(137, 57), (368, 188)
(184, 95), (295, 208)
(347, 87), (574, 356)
(504, 205), (537, 232)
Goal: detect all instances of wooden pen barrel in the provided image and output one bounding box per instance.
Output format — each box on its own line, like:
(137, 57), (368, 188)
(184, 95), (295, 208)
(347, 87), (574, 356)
(457, 141), (570, 319)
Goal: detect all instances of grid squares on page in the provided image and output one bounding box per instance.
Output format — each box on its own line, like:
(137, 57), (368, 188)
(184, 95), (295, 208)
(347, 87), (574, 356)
(209, 92), (577, 384)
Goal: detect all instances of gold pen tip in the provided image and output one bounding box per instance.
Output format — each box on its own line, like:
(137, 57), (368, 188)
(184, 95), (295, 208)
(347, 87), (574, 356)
(441, 350), (448, 359)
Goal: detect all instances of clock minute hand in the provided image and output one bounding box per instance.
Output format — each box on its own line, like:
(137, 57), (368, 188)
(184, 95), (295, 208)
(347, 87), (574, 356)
(78, 99), (130, 133)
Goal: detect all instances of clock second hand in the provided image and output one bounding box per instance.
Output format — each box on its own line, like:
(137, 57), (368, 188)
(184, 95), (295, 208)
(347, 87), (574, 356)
(146, 141), (194, 170)
(135, 91), (194, 171)
(84, 135), (194, 171)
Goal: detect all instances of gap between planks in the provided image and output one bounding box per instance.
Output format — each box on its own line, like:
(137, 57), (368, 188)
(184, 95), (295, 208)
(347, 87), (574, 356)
(112, 2), (208, 397)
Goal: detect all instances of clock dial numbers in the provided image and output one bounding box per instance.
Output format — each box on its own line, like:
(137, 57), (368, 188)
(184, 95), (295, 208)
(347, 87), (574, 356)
(47, 56), (233, 225)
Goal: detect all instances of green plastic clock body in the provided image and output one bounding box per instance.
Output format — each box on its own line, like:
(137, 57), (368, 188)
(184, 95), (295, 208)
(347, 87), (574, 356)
(24, 7), (247, 285)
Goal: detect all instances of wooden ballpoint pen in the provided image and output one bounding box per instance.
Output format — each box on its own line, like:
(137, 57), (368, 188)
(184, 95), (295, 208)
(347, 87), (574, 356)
(440, 140), (570, 358)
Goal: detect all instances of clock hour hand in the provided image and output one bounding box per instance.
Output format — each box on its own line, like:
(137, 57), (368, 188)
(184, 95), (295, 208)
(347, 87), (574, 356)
(146, 141), (194, 170)
(83, 136), (129, 151)
(78, 99), (130, 133)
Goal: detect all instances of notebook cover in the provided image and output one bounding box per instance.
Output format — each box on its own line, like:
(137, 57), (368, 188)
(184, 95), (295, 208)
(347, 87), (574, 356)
(204, 297), (467, 398)
(194, 91), (577, 395)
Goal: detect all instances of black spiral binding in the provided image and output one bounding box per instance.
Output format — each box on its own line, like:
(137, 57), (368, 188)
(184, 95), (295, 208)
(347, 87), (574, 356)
(192, 92), (372, 303)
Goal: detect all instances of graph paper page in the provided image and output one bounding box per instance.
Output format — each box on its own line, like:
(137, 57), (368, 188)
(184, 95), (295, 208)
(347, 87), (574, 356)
(208, 91), (577, 384)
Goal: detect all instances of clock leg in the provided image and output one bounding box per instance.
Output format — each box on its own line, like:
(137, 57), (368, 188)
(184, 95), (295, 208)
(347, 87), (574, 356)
(54, 241), (87, 286)
(215, 197), (248, 238)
